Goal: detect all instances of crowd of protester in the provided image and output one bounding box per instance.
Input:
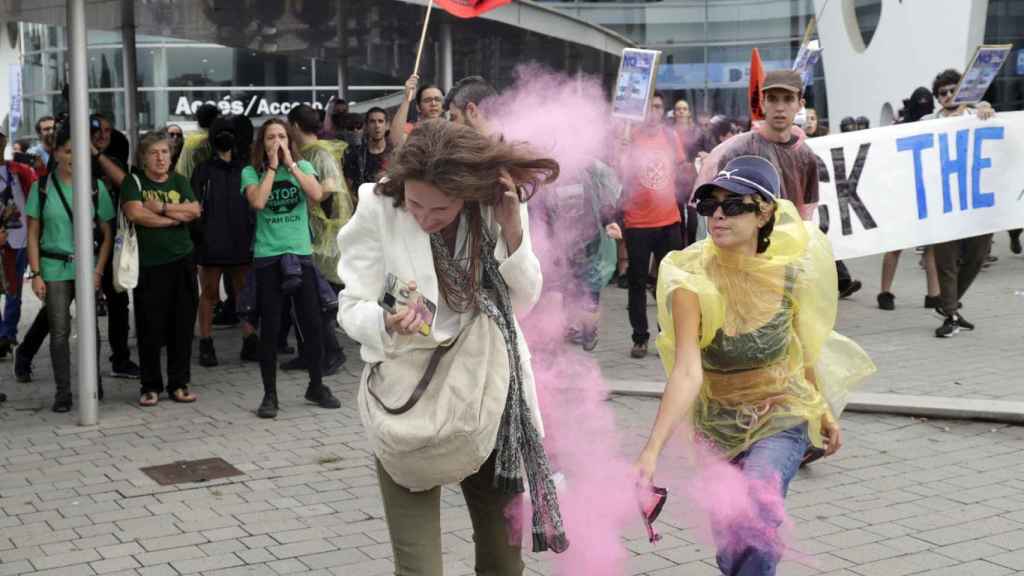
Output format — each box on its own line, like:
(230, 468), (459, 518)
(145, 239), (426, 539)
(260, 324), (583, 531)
(0, 63), (1006, 411)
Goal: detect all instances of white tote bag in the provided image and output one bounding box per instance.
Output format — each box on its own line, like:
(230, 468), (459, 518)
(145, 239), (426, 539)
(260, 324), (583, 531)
(111, 176), (140, 292)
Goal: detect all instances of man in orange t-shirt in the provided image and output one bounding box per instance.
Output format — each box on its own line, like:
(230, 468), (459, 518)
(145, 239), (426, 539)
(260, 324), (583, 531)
(616, 93), (685, 359)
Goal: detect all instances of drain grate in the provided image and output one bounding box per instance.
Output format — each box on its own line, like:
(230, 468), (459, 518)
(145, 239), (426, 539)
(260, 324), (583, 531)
(140, 457), (244, 486)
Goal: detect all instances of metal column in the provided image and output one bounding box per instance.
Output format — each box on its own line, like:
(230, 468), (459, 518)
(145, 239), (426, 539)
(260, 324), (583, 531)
(335, 3), (346, 99)
(121, 0), (139, 164)
(68, 0), (99, 426)
(440, 20), (453, 92)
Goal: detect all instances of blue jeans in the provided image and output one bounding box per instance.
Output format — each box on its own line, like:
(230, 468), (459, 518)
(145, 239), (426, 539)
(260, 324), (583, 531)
(0, 248), (27, 341)
(715, 423), (810, 576)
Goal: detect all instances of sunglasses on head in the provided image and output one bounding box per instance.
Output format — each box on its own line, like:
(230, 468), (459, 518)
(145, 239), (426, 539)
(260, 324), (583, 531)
(696, 197), (760, 217)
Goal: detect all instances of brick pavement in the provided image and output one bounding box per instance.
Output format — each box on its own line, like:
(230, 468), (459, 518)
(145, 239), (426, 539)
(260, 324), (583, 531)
(0, 240), (1020, 575)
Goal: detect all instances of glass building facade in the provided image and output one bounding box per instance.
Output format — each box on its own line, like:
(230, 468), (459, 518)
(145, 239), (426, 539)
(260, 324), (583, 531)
(985, 0), (1024, 111)
(14, 0), (620, 138)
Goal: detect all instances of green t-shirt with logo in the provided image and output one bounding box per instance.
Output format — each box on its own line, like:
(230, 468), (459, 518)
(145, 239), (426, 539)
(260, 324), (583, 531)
(120, 172), (196, 268)
(241, 161), (316, 258)
(24, 175), (114, 282)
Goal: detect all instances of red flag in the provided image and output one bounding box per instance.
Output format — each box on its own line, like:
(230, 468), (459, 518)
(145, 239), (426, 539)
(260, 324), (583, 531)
(435, 0), (512, 18)
(748, 48), (766, 121)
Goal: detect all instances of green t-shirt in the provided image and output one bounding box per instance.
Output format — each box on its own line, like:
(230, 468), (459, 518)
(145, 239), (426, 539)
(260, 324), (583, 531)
(120, 172), (196, 268)
(241, 160), (316, 258)
(25, 175), (114, 282)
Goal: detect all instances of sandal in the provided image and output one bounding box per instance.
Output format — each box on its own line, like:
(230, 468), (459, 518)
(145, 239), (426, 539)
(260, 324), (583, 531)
(171, 388), (197, 403)
(139, 392), (159, 407)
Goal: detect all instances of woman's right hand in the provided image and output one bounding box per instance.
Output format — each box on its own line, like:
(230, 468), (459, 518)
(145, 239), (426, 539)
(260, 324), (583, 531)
(267, 141), (280, 170)
(634, 448), (659, 488)
(32, 276), (46, 301)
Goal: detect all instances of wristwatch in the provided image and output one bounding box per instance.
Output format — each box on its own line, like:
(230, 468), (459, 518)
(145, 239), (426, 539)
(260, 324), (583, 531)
(27, 271), (39, 279)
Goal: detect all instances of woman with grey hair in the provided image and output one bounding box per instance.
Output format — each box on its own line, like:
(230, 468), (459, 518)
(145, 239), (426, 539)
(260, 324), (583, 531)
(122, 130), (203, 407)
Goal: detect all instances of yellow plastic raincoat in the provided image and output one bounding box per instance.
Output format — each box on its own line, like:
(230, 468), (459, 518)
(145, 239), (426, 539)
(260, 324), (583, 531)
(655, 199), (876, 458)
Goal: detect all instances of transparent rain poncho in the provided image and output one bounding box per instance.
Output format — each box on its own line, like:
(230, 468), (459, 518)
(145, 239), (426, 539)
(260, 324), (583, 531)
(655, 199), (876, 458)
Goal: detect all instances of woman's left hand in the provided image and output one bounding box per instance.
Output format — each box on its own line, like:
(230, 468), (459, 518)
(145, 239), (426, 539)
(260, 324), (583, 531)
(280, 143), (295, 168)
(493, 168), (522, 236)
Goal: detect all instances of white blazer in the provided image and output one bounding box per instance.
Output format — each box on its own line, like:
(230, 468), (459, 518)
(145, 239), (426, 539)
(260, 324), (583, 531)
(337, 183), (545, 434)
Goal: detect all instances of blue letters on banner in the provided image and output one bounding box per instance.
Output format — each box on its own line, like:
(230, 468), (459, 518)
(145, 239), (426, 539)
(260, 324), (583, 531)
(938, 130), (969, 213)
(971, 126), (1003, 210)
(895, 133), (935, 220)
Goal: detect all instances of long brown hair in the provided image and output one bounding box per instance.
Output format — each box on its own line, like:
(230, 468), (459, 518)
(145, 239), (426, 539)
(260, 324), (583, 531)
(250, 118), (302, 171)
(378, 119), (560, 310)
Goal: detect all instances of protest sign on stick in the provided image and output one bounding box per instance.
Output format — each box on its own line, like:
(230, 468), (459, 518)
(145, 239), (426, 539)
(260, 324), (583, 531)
(611, 48), (661, 123)
(952, 44), (1013, 105)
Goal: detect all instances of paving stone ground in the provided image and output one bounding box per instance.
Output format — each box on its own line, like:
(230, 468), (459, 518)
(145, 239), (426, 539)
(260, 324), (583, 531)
(0, 240), (1021, 575)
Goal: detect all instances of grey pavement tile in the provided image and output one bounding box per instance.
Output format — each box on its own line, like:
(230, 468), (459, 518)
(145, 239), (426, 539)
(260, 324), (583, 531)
(912, 561), (1014, 576)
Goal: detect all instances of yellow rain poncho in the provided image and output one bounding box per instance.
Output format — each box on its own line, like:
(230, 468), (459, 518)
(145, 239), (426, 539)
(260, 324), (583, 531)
(655, 199), (876, 458)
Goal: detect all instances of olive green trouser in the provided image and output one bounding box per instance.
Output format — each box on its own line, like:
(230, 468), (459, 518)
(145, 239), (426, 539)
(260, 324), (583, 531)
(376, 454), (525, 576)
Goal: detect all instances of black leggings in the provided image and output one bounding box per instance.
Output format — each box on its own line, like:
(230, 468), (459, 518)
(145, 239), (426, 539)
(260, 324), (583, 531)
(256, 263), (323, 394)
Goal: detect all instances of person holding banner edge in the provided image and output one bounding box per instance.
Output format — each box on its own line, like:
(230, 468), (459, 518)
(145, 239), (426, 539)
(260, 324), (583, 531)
(924, 68), (995, 338)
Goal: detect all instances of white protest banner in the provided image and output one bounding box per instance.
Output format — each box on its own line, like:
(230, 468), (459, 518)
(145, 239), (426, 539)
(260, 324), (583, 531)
(612, 48), (661, 122)
(807, 111), (1023, 261)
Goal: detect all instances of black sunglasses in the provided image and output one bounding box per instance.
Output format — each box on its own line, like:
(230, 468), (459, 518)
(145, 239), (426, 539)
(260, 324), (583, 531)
(938, 87), (957, 97)
(696, 197), (760, 217)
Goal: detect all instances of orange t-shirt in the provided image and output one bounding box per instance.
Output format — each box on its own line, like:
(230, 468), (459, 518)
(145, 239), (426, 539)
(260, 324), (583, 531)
(621, 128), (684, 229)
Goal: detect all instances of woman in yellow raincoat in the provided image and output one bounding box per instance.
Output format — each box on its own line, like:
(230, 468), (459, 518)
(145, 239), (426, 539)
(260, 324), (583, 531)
(634, 155), (874, 576)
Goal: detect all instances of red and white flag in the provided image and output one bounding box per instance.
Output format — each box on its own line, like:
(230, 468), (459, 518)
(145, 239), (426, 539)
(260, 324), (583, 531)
(434, 0), (512, 18)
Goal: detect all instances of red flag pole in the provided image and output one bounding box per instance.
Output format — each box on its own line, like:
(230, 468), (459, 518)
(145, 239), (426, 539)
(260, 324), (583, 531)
(413, 0), (435, 77)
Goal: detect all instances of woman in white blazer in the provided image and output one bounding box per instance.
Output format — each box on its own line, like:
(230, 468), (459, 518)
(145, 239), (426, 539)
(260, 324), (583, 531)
(337, 119), (567, 575)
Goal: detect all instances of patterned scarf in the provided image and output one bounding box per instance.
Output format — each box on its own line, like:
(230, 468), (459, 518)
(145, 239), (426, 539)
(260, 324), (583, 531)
(430, 226), (569, 554)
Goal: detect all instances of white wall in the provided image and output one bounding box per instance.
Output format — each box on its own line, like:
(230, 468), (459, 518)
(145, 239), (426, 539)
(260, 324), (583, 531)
(815, 0), (989, 131)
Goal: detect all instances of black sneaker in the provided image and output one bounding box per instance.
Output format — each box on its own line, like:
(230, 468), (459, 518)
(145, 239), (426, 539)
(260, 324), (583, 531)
(256, 393), (279, 419)
(111, 360), (141, 379)
(280, 356), (308, 371)
(839, 280), (862, 299)
(52, 394), (73, 413)
(278, 343), (296, 355)
(14, 352), (31, 383)
(924, 295), (942, 310)
(305, 385), (341, 409)
(241, 334), (261, 362)
(935, 315), (960, 338)
(0, 392), (6, 402)
(322, 351), (346, 377)
(877, 292), (895, 311)
(616, 275), (629, 289)
(198, 337), (218, 367)
(1012, 233), (1023, 255)
(631, 342), (648, 359)
(954, 313), (975, 331)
